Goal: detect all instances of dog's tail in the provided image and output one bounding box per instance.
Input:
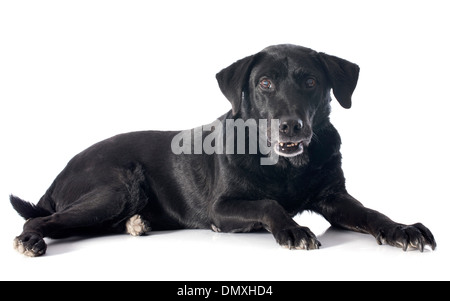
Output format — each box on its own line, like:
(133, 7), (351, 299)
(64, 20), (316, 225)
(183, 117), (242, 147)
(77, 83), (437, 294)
(10, 195), (52, 220)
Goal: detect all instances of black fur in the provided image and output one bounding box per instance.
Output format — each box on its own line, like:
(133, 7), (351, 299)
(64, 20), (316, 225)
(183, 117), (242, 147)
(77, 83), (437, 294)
(11, 44), (436, 256)
(10, 195), (52, 220)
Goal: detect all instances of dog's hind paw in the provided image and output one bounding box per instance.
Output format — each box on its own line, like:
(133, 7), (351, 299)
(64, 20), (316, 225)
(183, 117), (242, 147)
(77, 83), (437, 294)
(126, 214), (151, 236)
(376, 223), (437, 252)
(13, 233), (47, 257)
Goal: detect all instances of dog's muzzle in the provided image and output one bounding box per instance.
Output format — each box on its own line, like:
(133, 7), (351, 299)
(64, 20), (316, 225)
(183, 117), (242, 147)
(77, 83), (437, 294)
(273, 117), (311, 157)
(275, 141), (305, 157)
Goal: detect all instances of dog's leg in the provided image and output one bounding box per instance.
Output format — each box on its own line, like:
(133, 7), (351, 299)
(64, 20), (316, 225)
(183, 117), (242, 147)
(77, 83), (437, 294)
(14, 186), (148, 257)
(311, 193), (436, 251)
(213, 199), (321, 250)
(13, 163), (150, 257)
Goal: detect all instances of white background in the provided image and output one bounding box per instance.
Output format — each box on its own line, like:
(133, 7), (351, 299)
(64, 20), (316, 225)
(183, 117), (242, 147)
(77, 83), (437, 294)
(1, 0), (449, 281)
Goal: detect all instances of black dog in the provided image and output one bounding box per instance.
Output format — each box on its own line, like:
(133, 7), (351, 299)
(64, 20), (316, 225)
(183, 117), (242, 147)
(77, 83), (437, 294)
(11, 44), (436, 256)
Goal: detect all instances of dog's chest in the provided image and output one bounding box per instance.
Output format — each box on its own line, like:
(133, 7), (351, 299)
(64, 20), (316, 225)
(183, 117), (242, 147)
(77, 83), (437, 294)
(255, 170), (315, 209)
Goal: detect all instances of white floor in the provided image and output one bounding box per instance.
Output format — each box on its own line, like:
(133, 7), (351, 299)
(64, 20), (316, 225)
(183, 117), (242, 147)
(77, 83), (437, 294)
(1, 211), (446, 281)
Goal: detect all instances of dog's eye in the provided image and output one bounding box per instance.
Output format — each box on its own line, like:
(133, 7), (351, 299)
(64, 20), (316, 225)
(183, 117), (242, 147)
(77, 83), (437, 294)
(259, 78), (273, 90)
(305, 78), (316, 88)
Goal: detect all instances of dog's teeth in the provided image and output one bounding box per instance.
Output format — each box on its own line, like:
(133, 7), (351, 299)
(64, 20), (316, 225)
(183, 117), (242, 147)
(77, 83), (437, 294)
(279, 142), (302, 149)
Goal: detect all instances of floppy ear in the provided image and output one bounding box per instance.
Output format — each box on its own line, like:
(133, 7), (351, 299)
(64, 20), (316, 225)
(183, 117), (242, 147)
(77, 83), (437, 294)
(216, 54), (258, 116)
(318, 53), (360, 109)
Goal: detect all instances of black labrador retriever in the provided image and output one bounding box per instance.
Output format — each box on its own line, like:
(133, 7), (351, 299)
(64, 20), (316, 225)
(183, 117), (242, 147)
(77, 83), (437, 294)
(11, 44), (436, 256)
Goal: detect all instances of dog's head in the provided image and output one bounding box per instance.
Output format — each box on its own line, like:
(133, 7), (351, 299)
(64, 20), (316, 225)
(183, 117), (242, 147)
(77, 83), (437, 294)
(216, 44), (359, 159)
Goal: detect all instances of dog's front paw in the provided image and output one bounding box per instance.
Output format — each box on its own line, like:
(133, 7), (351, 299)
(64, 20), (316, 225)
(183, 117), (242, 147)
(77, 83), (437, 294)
(376, 223), (436, 252)
(13, 232), (47, 257)
(273, 226), (321, 250)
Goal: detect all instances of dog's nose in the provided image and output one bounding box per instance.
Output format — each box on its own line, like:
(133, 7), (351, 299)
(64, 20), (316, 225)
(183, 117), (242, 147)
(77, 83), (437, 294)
(279, 118), (303, 137)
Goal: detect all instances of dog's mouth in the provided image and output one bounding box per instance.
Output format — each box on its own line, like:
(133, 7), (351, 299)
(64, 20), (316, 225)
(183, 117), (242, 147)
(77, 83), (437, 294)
(274, 140), (304, 157)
